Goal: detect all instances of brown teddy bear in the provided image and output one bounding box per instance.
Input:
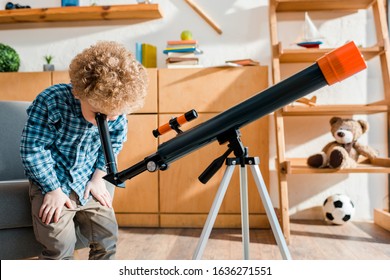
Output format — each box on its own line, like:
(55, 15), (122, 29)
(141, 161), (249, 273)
(307, 117), (378, 169)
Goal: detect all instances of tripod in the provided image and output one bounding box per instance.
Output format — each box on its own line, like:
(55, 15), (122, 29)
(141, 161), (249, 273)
(192, 130), (292, 260)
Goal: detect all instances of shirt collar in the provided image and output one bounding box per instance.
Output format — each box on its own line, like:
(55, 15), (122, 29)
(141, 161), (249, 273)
(68, 84), (95, 128)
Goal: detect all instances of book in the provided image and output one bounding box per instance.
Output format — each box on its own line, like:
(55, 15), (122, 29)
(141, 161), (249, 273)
(214, 62), (244, 68)
(166, 64), (204, 69)
(163, 47), (203, 55)
(142, 43), (157, 68)
(166, 39), (198, 45)
(167, 52), (197, 58)
(135, 42), (142, 64)
(167, 60), (199, 66)
(225, 58), (259, 66)
(166, 57), (199, 63)
(164, 46), (197, 51)
(166, 61), (199, 66)
(166, 43), (198, 49)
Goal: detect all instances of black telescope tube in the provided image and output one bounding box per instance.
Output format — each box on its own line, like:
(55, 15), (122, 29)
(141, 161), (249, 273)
(95, 113), (119, 177)
(108, 64), (326, 184)
(158, 63), (327, 162)
(104, 42), (367, 186)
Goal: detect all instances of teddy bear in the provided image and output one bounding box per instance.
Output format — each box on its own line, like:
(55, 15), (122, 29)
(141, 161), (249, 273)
(307, 117), (378, 169)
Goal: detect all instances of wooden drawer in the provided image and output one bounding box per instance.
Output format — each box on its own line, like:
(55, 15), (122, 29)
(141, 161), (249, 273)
(158, 66), (268, 113)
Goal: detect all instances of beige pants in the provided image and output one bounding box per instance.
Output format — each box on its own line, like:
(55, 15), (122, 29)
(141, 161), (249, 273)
(29, 182), (118, 260)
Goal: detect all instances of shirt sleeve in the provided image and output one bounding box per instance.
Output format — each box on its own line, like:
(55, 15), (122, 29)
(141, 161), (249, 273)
(20, 94), (62, 193)
(95, 114), (128, 172)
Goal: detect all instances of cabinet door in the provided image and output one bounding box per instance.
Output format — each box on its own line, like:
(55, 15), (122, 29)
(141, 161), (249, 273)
(113, 114), (159, 227)
(158, 113), (269, 228)
(158, 66), (268, 113)
(0, 72), (51, 101)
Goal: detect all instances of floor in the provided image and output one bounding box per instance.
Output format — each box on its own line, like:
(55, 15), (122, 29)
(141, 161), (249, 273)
(75, 219), (390, 260)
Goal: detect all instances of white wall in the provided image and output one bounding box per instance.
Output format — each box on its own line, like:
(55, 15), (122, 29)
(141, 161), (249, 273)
(0, 0), (268, 71)
(0, 0), (388, 221)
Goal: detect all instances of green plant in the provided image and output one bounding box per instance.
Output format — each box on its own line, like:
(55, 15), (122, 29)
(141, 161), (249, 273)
(44, 55), (54, 64)
(0, 43), (20, 72)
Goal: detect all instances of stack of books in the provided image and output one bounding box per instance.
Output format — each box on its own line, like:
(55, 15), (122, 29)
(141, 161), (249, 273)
(163, 39), (203, 68)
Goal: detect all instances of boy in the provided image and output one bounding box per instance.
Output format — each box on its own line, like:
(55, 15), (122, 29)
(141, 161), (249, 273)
(20, 41), (148, 259)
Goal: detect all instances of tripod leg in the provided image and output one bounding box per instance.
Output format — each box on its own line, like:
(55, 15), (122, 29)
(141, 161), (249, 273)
(239, 165), (250, 260)
(193, 165), (235, 260)
(249, 165), (292, 260)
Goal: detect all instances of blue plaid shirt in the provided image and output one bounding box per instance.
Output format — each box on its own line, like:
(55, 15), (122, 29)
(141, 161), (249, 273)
(20, 84), (127, 205)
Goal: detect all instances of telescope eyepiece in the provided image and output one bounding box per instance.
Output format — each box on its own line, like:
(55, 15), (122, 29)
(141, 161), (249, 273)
(184, 109), (198, 122)
(95, 113), (119, 177)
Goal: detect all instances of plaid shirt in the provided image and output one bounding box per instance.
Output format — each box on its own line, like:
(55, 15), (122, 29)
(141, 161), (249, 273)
(20, 84), (127, 205)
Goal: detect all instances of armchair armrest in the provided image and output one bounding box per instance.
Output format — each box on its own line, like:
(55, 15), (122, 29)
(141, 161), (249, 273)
(0, 180), (32, 229)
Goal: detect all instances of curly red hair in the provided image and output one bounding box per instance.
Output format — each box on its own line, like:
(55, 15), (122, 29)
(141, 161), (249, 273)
(69, 41), (148, 115)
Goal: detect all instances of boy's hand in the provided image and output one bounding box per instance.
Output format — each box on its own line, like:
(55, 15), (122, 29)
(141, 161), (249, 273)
(84, 169), (112, 208)
(39, 188), (74, 225)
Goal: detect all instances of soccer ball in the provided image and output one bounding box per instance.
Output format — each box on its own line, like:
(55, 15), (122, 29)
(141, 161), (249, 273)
(322, 194), (355, 225)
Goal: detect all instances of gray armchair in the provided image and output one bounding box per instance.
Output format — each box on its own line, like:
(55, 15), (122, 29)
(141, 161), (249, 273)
(0, 101), (111, 259)
(0, 101), (42, 259)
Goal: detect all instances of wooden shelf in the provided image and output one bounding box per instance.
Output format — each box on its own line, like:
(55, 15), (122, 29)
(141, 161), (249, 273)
(279, 45), (383, 63)
(282, 104), (388, 116)
(274, 0), (374, 12)
(282, 158), (390, 174)
(0, 4), (162, 24)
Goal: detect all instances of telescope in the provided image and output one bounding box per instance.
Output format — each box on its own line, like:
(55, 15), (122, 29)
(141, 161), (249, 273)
(101, 41), (367, 187)
(95, 113), (118, 175)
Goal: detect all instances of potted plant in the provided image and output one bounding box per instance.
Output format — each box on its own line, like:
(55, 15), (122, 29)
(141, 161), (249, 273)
(0, 43), (20, 72)
(43, 55), (54, 71)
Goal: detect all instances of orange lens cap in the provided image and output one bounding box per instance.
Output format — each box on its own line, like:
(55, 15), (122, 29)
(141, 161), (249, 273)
(317, 41), (367, 85)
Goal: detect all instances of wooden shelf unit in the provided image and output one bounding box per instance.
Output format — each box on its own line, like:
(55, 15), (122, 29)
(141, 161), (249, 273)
(0, 4), (162, 24)
(269, 0), (390, 242)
